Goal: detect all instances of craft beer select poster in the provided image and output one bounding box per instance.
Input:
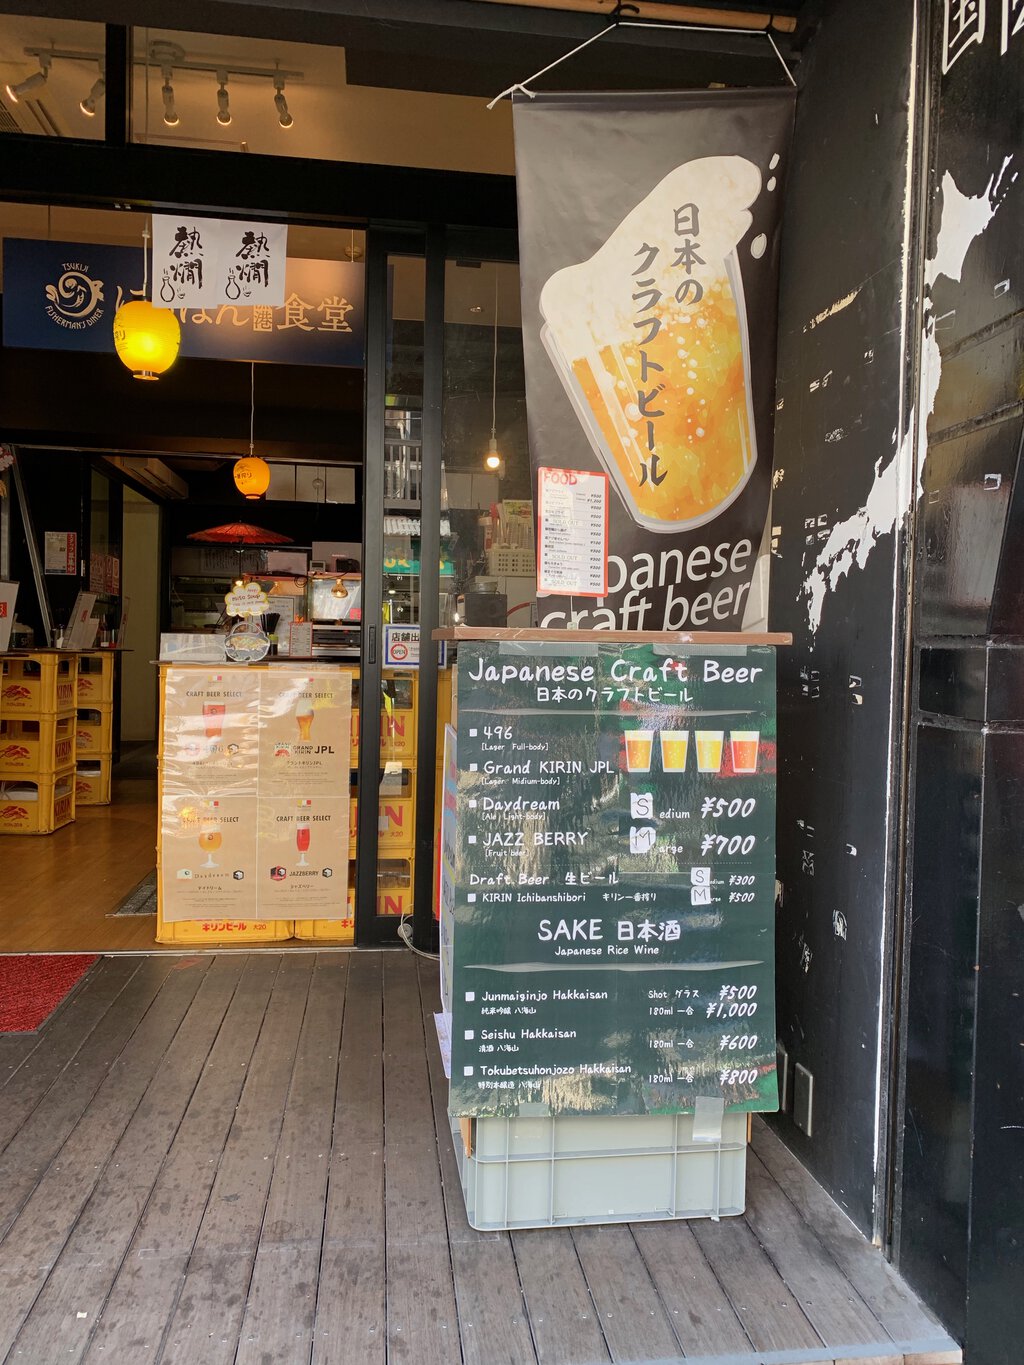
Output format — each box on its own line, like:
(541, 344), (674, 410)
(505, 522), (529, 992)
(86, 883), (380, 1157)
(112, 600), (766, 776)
(514, 90), (795, 632)
(160, 667), (351, 922)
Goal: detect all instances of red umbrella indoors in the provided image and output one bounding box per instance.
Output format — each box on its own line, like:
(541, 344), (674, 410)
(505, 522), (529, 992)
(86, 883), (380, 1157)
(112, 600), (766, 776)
(187, 522), (291, 545)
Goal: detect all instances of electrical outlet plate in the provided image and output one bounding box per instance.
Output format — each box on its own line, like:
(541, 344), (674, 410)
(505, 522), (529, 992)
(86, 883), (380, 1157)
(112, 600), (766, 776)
(794, 1062), (813, 1137)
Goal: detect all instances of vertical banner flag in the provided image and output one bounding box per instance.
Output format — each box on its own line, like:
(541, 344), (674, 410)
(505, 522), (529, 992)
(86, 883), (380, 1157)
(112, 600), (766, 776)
(514, 90), (795, 632)
(152, 216), (288, 309)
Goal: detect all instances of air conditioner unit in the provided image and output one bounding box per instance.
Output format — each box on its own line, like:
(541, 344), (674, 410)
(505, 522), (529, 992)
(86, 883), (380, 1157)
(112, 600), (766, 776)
(105, 456), (188, 499)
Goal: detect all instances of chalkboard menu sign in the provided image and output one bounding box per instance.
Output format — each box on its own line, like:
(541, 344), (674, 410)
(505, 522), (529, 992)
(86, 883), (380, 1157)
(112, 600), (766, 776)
(450, 640), (779, 1119)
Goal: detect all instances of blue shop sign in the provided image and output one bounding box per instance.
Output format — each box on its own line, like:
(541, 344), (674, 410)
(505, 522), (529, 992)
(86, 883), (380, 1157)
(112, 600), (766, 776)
(1, 239), (365, 368)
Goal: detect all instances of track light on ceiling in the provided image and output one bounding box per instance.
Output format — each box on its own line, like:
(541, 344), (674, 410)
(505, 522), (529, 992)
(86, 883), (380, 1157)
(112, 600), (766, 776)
(5, 53), (50, 103)
(273, 75), (292, 129)
(160, 66), (178, 126)
(79, 71), (105, 117)
(215, 71), (231, 126)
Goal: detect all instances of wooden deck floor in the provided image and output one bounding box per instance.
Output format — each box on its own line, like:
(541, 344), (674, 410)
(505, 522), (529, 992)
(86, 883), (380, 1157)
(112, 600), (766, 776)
(0, 951), (961, 1365)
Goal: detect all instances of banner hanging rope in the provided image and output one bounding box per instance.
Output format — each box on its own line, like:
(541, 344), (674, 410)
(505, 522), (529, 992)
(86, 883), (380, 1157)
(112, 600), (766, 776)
(486, 18), (796, 107)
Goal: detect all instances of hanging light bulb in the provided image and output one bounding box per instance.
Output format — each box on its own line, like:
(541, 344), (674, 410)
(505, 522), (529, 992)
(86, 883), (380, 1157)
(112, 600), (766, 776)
(79, 70), (105, 117)
(273, 75), (292, 129)
(233, 362), (272, 498)
(113, 223), (181, 381)
(5, 54), (50, 103)
(161, 66), (179, 126)
(215, 72), (231, 126)
(483, 266), (504, 475)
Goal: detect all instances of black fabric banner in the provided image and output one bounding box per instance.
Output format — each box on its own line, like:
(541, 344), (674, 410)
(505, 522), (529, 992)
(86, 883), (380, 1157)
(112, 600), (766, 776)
(515, 90), (795, 631)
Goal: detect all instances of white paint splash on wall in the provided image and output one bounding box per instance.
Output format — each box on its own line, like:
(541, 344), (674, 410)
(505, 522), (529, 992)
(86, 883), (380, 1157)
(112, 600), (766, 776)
(803, 287), (861, 332)
(801, 156), (1016, 635)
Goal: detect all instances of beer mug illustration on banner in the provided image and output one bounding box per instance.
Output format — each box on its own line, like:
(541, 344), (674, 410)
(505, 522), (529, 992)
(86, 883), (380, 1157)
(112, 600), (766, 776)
(539, 157), (762, 532)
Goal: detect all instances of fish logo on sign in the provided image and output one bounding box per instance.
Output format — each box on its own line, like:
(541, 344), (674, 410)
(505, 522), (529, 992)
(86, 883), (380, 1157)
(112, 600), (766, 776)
(44, 261), (106, 330)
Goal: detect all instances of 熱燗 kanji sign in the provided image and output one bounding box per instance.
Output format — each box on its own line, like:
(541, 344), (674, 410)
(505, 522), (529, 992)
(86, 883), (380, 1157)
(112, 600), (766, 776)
(152, 217), (288, 308)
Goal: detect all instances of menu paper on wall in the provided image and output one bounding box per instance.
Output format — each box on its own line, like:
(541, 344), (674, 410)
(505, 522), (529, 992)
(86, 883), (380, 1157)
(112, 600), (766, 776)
(450, 641), (779, 1119)
(537, 467), (609, 598)
(159, 667), (351, 923)
(44, 532), (76, 575)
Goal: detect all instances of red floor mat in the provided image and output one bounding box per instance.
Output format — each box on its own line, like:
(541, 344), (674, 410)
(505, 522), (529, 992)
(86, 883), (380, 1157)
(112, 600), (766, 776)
(0, 954), (99, 1032)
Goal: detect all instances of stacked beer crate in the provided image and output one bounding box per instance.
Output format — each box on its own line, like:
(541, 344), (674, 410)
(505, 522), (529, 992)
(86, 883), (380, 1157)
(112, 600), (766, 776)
(0, 652), (78, 833)
(75, 652), (114, 805)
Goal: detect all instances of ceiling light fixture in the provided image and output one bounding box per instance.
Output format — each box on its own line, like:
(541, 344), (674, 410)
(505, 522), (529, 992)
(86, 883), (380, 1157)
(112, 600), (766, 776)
(79, 68), (105, 117)
(160, 66), (178, 126)
(273, 75), (292, 129)
(5, 53), (50, 103)
(215, 71), (231, 126)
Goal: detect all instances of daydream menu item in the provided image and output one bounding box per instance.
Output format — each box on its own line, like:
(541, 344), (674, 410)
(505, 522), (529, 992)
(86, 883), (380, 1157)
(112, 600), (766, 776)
(449, 641), (778, 1121)
(540, 157), (761, 532)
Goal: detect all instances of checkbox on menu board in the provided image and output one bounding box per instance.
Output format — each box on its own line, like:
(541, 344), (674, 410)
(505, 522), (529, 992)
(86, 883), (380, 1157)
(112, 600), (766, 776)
(468, 893), (477, 902)
(468, 835), (477, 844)
(463, 1066), (474, 1076)
(465, 991), (475, 1002)
(469, 799), (478, 808)
(469, 728), (478, 737)
(469, 763), (478, 772)
(464, 1030), (475, 1040)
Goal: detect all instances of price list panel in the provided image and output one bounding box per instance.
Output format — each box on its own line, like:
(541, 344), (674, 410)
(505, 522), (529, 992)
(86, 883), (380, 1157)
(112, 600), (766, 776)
(450, 640), (779, 1119)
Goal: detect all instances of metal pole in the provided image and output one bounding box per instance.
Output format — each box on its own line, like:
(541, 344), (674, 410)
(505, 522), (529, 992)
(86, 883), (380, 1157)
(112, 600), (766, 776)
(11, 451), (54, 646)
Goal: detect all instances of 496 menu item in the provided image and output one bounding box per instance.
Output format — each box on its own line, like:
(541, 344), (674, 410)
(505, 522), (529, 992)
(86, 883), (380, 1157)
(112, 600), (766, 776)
(450, 641), (778, 1119)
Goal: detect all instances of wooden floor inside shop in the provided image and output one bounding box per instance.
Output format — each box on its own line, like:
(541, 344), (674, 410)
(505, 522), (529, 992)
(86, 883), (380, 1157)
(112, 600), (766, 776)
(0, 950), (961, 1365)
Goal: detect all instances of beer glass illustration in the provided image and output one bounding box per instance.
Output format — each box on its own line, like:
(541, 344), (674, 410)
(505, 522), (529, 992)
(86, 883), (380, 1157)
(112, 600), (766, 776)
(296, 799), (312, 866)
(624, 729), (654, 773)
(539, 156), (762, 532)
(198, 807), (222, 868)
(695, 730), (725, 773)
(660, 730), (689, 772)
(202, 702), (225, 741)
(730, 730), (760, 773)
(295, 697), (315, 741)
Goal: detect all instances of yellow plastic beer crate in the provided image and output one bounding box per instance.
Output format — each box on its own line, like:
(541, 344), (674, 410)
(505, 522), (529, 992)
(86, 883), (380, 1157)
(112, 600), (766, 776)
(294, 878), (356, 944)
(76, 652), (116, 704)
(0, 715), (76, 774)
(347, 783), (416, 857)
(76, 704), (114, 757)
(155, 913), (296, 945)
(1, 653), (77, 716)
(0, 769), (76, 834)
(349, 704), (418, 767)
(75, 758), (112, 806)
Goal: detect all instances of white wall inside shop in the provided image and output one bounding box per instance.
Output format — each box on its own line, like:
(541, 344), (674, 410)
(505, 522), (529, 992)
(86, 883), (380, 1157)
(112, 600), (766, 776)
(120, 488), (160, 742)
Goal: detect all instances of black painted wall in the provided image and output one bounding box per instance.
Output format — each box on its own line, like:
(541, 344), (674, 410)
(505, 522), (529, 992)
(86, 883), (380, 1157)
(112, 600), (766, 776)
(768, 0), (916, 1237)
(896, 2), (1024, 1357)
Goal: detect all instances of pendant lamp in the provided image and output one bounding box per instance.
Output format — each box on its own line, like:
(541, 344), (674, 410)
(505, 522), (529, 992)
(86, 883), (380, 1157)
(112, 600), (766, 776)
(233, 362), (272, 499)
(483, 267), (504, 474)
(113, 224), (181, 381)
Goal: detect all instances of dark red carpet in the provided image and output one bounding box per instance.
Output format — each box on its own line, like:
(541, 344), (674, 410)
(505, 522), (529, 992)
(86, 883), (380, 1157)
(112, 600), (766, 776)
(0, 954), (99, 1032)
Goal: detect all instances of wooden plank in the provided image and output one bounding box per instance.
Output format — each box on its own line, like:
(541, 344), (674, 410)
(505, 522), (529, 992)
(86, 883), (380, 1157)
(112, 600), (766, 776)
(690, 1213), (825, 1353)
(156, 952), (315, 1365)
(313, 951), (386, 1365)
(81, 953), (284, 1364)
(0, 1031), (44, 1082)
(632, 1220), (755, 1358)
(435, 627), (793, 645)
(572, 1224), (683, 1362)
(234, 952), (349, 1365)
(751, 1121), (956, 1344)
(511, 1229), (611, 1365)
(0, 955), (141, 1145)
(8, 954), (246, 1365)
(382, 950), (460, 1365)
(743, 1153), (896, 1349)
(0, 953), (209, 1362)
(0, 954), (175, 1240)
(416, 958), (537, 1365)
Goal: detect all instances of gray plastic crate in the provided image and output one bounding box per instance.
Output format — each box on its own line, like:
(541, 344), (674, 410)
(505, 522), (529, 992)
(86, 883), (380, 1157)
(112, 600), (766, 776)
(450, 1109), (747, 1230)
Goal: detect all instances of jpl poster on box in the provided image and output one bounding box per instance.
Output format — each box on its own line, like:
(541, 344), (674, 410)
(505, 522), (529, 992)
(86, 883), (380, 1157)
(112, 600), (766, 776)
(259, 670), (352, 798)
(450, 641), (779, 1119)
